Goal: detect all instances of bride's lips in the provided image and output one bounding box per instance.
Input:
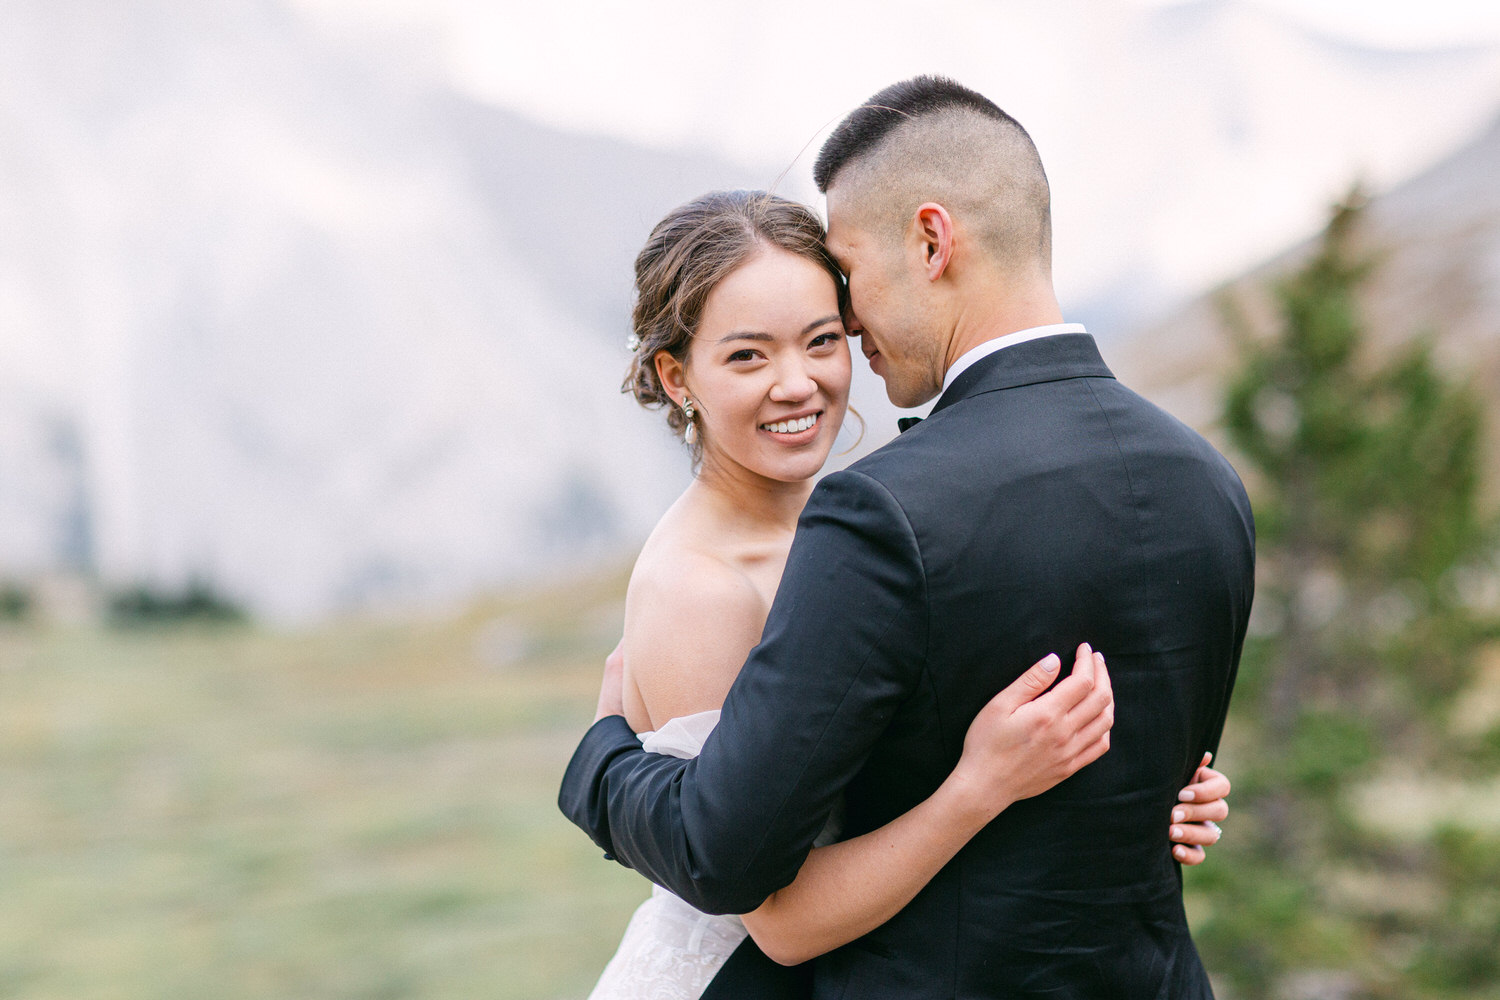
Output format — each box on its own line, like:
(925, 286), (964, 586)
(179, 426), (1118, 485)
(758, 410), (824, 446)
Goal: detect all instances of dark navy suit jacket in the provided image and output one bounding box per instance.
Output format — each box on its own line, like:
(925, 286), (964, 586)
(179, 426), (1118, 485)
(561, 334), (1255, 998)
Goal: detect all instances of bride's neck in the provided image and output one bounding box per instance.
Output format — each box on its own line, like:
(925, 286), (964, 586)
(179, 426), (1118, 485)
(690, 453), (813, 536)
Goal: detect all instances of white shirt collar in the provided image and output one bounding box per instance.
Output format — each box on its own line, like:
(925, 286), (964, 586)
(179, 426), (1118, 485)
(941, 323), (1087, 394)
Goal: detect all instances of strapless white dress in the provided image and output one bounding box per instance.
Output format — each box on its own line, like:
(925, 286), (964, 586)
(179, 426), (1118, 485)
(587, 710), (748, 1000)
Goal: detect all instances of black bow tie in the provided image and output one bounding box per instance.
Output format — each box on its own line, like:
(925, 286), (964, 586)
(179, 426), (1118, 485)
(897, 416), (923, 433)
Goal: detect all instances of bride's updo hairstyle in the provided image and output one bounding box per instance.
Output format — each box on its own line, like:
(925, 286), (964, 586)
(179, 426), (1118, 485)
(625, 190), (848, 458)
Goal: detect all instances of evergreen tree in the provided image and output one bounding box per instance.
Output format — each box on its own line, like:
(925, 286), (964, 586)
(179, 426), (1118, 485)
(1190, 191), (1500, 998)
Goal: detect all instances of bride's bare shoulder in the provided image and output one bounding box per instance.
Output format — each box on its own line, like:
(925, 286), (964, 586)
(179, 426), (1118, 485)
(627, 530), (765, 642)
(623, 518), (769, 727)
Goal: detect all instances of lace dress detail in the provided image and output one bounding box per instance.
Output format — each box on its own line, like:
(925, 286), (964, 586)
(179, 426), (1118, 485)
(587, 710), (748, 1000)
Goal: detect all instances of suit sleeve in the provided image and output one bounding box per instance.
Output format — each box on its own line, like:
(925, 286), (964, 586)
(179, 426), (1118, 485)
(558, 469), (928, 914)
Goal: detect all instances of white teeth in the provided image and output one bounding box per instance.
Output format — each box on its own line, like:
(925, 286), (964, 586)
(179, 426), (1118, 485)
(762, 414), (818, 435)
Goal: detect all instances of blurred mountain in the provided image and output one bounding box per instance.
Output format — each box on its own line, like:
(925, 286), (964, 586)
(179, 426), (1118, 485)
(0, 0), (773, 619)
(1047, 0), (1500, 330)
(1113, 112), (1500, 490)
(1, 0), (1498, 620)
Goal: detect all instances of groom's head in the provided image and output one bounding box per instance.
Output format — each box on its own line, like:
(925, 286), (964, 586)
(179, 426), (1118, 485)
(816, 76), (1054, 407)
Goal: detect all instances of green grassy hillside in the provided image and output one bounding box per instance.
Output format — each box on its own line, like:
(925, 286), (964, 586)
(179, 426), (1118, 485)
(0, 573), (645, 1000)
(11, 557), (1493, 999)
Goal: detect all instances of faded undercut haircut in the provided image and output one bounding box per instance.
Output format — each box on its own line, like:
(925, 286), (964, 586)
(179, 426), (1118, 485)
(813, 75), (1052, 273)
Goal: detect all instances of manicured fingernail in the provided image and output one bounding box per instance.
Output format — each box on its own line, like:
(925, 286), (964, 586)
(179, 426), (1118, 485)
(1204, 752), (1213, 765)
(1041, 654), (1060, 672)
(1080, 642), (1092, 657)
(1171, 825), (1184, 839)
(1173, 808), (1186, 823)
(1174, 845), (1187, 859)
(1179, 789), (1196, 802)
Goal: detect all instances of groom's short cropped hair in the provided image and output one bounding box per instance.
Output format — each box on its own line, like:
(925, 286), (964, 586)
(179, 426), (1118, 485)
(814, 75), (1052, 273)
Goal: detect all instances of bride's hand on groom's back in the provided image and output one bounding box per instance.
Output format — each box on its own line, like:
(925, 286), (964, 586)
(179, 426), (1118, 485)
(1170, 754), (1231, 866)
(951, 644), (1114, 824)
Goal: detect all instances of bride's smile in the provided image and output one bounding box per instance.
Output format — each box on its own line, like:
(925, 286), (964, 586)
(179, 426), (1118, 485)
(758, 410), (822, 438)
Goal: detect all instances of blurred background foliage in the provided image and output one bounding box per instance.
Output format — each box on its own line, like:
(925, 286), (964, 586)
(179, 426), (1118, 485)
(1186, 194), (1500, 999)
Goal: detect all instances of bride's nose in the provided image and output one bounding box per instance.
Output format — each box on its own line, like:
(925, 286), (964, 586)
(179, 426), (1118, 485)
(768, 357), (816, 403)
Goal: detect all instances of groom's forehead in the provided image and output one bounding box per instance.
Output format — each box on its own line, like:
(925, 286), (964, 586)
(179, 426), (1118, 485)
(822, 217), (854, 269)
(823, 205), (878, 266)
(824, 175), (895, 241)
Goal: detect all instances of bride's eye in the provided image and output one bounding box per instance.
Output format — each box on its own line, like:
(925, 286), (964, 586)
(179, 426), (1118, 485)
(809, 331), (843, 349)
(727, 349), (759, 363)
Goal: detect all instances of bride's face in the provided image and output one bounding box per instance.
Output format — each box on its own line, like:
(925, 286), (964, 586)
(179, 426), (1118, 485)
(668, 247), (851, 484)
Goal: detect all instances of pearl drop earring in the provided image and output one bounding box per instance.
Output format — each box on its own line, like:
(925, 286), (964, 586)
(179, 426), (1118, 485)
(681, 396), (697, 445)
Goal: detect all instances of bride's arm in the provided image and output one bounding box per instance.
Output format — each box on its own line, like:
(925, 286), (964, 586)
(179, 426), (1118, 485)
(738, 677), (1235, 966)
(741, 644), (1114, 966)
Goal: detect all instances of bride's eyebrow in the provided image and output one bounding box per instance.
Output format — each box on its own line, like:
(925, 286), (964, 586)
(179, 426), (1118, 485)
(716, 315), (842, 345)
(801, 314), (842, 334)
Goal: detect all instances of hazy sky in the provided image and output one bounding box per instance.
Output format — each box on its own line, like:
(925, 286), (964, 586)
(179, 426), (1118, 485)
(1142, 0), (1500, 46)
(291, 0), (1500, 167)
(285, 0), (1500, 308)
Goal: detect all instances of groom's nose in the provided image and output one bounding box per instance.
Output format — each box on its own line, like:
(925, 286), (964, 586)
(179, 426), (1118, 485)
(843, 305), (865, 338)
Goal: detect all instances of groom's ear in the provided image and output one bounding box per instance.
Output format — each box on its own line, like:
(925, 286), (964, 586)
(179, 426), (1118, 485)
(912, 202), (954, 282)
